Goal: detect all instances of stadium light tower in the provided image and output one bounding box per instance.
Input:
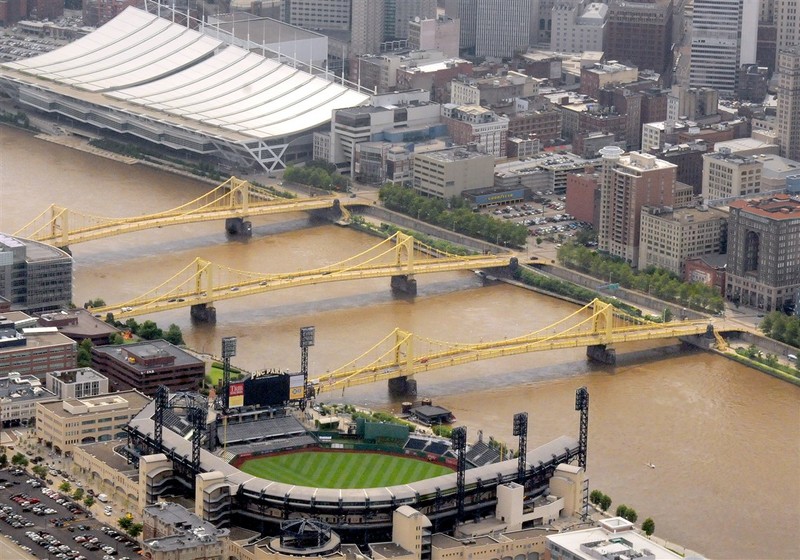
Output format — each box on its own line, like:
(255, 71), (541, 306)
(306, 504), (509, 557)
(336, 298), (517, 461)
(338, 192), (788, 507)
(299, 326), (315, 410)
(221, 336), (237, 411)
(575, 386), (589, 469)
(451, 426), (467, 523)
(512, 412), (528, 484)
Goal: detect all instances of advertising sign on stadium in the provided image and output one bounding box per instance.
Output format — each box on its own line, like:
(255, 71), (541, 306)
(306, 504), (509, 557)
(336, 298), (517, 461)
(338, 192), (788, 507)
(229, 382), (245, 408)
(289, 374), (305, 401)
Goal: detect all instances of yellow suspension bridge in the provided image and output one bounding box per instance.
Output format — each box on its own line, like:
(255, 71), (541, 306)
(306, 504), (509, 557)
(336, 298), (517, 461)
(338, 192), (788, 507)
(14, 177), (354, 247)
(310, 298), (717, 394)
(88, 232), (517, 321)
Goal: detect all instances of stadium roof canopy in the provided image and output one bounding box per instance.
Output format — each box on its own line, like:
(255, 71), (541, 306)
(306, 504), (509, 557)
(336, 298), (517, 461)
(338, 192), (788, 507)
(0, 7), (370, 171)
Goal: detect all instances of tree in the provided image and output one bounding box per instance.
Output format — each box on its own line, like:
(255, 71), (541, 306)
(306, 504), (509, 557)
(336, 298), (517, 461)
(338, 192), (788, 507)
(118, 516), (133, 531)
(84, 495), (95, 508)
(110, 333), (125, 345)
(59, 481), (72, 493)
(72, 488), (84, 501)
(32, 464), (48, 478)
(616, 504), (629, 518)
(137, 320), (163, 341)
(84, 298), (106, 309)
(77, 338), (93, 368)
(624, 507), (638, 523)
(662, 308), (673, 323)
(127, 523), (143, 538)
(0, 452), (7, 468)
(599, 494), (612, 511)
(164, 324), (184, 346)
(589, 489), (603, 504)
(642, 517), (655, 536)
(11, 452), (28, 467)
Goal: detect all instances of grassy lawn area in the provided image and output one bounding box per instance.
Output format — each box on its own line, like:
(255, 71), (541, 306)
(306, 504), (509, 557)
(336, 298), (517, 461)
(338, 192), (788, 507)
(238, 451), (453, 488)
(206, 364), (243, 387)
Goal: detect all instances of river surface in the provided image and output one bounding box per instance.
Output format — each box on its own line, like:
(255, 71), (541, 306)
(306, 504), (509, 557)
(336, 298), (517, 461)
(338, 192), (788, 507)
(1, 127), (799, 559)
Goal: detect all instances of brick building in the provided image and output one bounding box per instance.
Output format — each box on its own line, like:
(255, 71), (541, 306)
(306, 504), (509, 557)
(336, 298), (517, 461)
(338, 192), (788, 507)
(604, 0), (674, 74)
(91, 340), (205, 396)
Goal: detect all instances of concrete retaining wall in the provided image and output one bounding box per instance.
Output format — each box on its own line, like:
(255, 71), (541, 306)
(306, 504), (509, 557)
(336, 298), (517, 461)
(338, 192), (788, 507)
(536, 265), (708, 320)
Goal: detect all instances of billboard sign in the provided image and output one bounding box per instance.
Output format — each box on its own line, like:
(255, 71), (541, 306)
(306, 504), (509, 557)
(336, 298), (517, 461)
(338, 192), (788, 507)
(289, 373), (305, 401)
(229, 382), (245, 408)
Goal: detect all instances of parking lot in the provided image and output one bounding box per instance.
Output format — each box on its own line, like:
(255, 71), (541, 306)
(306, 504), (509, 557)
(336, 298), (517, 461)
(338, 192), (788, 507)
(480, 193), (594, 243)
(0, 468), (141, 560)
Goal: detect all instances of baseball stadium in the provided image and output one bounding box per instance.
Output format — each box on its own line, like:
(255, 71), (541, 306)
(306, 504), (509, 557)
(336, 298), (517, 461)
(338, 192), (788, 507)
(123, 372), (588, 545)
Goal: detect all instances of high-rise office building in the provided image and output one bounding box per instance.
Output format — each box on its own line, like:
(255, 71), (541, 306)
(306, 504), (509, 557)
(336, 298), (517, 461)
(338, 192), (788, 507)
(689, 0), (758, 94)
(726, 195), (800, 312)
(475, 0), (533, 58)
(551, 0), (607, 54)
(281, 0), (351, 31)
(598, 147), (678, 267)
(776, 0), (800, 61)
(444, 0), (477, 53)
(604, 0), (674, 74)
(777, 47), (800, 161)
(351, 0), (385, 55)
(384, 0), (437, 40)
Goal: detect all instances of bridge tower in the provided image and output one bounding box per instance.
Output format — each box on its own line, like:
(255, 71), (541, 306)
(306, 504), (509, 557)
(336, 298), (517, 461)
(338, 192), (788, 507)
(390, 231), (417, 295)
(387, 329), (417, 396)
(190, 258), (217, 323)
(224, 178), (253, 237)
(587, 300), (616, 364)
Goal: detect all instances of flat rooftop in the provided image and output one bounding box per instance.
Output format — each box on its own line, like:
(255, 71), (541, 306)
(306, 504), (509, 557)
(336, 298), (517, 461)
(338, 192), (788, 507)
(39, 389), (150, 418)
(93, 340), (204, 371)
(76, 440), (138, 478)
(49, 367), (107, 384)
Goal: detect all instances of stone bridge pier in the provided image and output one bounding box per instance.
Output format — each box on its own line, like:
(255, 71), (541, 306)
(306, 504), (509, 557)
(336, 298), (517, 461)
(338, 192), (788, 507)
(391, 275), (417, 295)
(191, 303), (217, 323)
(388, 376), (417, 396)
(587, 344), (616, 364)
(225, 217), (252, 237)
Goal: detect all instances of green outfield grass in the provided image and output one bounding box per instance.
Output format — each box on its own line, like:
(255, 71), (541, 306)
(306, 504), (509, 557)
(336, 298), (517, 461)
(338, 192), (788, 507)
(238, 451), (453, 488)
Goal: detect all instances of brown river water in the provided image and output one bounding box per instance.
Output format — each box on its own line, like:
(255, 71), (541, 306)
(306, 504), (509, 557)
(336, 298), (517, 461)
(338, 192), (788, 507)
(1, 127), (798, 558)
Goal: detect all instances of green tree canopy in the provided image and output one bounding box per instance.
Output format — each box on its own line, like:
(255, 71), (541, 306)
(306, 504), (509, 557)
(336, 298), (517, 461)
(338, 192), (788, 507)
(59, 481), (71, 493)
(84, 495), (95, 508)
(78, 338), (93, 368)
(127, 523), (143, 538)
(137, 320), (163, 340)
(164, 324), (185, 345)
(642, 517), (655, 536)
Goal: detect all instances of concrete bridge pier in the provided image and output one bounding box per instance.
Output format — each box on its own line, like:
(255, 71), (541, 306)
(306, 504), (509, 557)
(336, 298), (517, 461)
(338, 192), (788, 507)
(225, 217), (252, 237)
(388, 376), (417, 396)
(391, 275), (417, 295)
(587, 344), (616, 364)
(191, 303), (217, 323)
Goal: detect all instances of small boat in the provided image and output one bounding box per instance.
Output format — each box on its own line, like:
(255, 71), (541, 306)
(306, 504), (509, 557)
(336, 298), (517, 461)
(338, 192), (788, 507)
(647, 462), (656, 469)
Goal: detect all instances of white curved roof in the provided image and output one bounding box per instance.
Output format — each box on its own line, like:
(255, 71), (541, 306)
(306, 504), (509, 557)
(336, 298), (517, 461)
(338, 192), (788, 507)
(3, 6), (370, 140)
(4, 8), (222, 92)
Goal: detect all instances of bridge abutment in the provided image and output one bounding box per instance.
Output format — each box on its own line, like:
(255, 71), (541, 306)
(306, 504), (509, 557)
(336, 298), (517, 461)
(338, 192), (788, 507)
(190, 303), (217, 323)
(391, 275), (417, 295)
(587, 344), (616, 365)
(225, 217), (252, 237)
(680, 325), (716, 350)
(388, 376), (417, 396)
